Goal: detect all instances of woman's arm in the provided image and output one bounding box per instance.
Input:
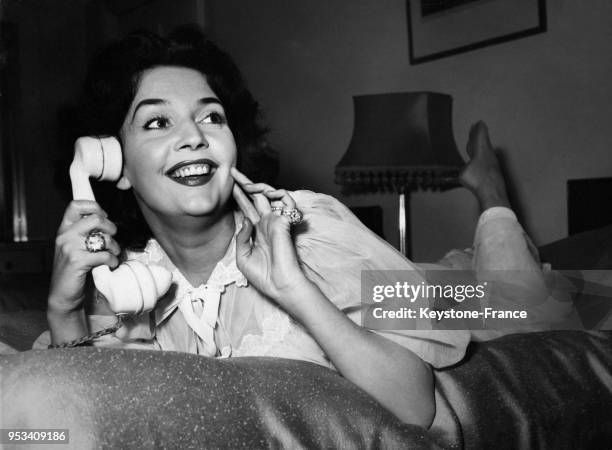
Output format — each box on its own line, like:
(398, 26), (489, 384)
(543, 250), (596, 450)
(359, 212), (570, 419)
(232, 170), (435, 427)
(47, 200), (120, 345)
(278, 276), (434, 427)
(47, 305), (89, 346)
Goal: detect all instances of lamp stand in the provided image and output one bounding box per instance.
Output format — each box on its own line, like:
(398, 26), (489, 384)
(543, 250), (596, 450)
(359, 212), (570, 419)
(398, 190), (411, 259)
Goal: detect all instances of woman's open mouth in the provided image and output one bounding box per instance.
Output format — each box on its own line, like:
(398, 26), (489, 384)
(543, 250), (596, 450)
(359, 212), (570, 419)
(165, 159), (218, 186)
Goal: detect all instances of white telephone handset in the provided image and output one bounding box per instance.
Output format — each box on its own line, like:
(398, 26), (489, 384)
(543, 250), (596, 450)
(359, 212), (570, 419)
(70, 136), (172, 314)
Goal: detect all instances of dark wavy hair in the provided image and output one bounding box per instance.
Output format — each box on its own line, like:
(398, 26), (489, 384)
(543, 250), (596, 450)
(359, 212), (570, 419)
(72, 26), (278, 250)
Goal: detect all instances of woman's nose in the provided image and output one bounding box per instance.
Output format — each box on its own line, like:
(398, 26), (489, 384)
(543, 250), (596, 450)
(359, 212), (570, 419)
(176, 120), (209, 150)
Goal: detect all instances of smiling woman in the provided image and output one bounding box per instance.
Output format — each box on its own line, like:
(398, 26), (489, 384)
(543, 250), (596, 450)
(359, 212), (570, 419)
(37, 24), (566, 430)
(36, 25), (469, 427)
(75, 27), (275, 251)
(117, 67), (237, 224)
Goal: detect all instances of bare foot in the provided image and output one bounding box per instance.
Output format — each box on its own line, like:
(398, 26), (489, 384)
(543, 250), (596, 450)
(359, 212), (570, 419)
(459, 121), (511, 211)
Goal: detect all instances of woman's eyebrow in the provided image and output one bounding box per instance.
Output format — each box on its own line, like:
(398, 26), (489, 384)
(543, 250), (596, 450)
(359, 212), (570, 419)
(197, 97), (222, 107)
(131, 98), (167, 123)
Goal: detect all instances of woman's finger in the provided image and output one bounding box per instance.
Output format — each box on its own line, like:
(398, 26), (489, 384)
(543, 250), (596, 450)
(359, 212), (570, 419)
(263, 189), (297, 210)
(58, 200), (107, 234)
(81, 250), (120, 270)
(70, 232), (121, 257)
(233, 184), (261, 224)
(56, 236), (120, 270)
(252, 192), (272, 216)
(231, 167), (271, 215)
(235, 217), (254, 263)
(98, 236), (121, 256)
(241, 183), (276, 194)
(69, 214), (118, 237)
(243, 188), (273, 216)
(107, 237), (121, 256)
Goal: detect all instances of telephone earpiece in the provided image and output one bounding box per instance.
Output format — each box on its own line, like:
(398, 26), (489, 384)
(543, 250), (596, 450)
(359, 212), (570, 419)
(70, 136), (123, 201)
(70, 136), (172, 314)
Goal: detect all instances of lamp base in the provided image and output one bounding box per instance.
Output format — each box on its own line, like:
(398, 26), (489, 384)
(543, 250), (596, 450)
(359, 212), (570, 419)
(399, 192), (411, 259)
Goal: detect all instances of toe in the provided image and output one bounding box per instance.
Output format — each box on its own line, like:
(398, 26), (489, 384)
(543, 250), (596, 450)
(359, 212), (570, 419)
(467, 121), (493, 158)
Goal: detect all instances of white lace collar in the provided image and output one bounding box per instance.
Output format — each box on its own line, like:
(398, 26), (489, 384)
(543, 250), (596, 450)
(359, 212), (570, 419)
(124, 212), (248, 328)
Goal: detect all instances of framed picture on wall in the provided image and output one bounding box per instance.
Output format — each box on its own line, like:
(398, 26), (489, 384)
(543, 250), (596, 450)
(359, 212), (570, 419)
(407, 0), (547, 64)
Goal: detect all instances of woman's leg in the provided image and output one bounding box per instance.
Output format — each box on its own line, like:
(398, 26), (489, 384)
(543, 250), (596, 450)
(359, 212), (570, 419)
(459, 121), (542, 274)
(456, 122), (572, 336)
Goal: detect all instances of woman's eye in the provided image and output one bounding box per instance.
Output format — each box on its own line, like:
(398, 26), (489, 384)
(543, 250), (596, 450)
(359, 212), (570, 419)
(201, 112), (227, 125)
(144, 117), (170, 130)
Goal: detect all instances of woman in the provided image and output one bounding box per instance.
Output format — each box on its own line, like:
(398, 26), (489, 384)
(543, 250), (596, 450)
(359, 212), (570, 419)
(42, 27), (563, 428)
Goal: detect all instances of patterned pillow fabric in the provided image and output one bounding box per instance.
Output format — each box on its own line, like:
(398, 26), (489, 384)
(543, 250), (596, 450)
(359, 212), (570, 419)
(1, 348), (434, 449)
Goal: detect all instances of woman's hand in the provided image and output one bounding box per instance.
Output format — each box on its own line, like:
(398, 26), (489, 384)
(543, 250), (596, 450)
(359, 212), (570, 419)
(231, 168), (309, 304)
(48, 200), (121, 314)
(232, 169), (434, 427)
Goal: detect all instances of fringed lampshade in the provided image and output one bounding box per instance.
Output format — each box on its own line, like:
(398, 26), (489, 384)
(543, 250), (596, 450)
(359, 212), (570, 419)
(335, 92), (464, 256)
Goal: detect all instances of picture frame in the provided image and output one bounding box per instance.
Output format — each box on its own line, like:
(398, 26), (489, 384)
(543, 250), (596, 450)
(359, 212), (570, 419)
(407, 0), (547, 65)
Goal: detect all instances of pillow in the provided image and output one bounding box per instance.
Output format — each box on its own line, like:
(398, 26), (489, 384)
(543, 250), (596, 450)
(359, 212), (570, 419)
(0, 341), (18, 354)
(1, 349), (434, 449)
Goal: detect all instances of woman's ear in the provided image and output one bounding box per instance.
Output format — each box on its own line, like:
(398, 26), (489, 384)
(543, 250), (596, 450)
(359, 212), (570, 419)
(116, 175), (132, 190)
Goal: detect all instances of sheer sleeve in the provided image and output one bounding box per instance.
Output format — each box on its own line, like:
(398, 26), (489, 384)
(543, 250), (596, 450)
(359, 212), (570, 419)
(292, 191), (470, 368)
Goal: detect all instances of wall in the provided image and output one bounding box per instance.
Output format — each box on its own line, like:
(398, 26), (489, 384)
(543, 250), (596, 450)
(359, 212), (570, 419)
(2, 0), (206, 242)
(4, 0), (90, 241)
(94, 0), (206, 40)
(207, 0), (612, 261)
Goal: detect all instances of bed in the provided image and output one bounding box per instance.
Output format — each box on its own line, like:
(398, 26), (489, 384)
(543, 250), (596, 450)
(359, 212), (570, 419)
(1, 227), (612, 449)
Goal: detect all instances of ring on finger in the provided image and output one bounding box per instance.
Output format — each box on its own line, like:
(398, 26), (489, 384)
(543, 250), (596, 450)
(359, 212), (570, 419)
(280, 207), (304, 226)
(85, 230), (107, 253)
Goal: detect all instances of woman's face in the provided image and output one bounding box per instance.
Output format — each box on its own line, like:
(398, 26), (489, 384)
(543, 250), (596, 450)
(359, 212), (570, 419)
(119, 66), (237, 221)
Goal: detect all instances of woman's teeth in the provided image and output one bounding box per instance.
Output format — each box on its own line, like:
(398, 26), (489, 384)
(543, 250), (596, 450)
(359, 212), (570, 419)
(171, 164), (211, 178)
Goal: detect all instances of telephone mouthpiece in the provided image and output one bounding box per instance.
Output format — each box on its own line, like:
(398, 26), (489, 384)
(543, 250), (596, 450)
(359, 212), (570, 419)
(92, 262), (173, 315)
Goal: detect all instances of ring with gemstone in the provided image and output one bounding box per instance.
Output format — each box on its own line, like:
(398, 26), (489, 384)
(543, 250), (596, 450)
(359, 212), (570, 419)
(280, 208), (304, 226)
(85, 231), (107, 253)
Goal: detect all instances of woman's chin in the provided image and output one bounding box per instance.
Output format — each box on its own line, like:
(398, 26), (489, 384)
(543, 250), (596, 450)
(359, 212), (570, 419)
(180, 200), (232, 219)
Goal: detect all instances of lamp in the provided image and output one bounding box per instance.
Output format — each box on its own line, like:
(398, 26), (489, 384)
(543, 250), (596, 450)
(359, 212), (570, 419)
(335, 92), (464, 258)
